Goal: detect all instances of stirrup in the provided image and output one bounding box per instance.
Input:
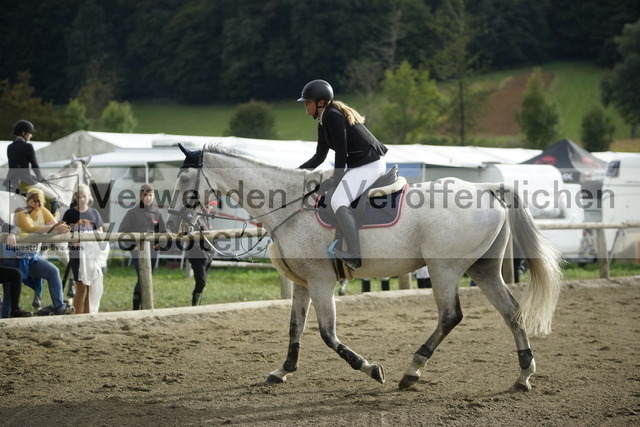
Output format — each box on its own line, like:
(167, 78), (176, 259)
(327, 239), (340, 259)
(333, 249), (361, 270)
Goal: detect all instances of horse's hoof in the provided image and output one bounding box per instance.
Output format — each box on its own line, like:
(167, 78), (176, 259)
(371, 363), (385, 384)
(264, 374), (284, 385)
(508, 381), (531, 393)
(398, 374), (420, 390)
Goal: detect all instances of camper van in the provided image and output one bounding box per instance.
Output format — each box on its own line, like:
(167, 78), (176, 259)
(422, 163), (587, 260)
(601, 155), (640, 263)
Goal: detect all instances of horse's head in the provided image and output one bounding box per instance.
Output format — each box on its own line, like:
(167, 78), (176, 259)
(167, 143), (208, 233)
(58, 155), (93, 187)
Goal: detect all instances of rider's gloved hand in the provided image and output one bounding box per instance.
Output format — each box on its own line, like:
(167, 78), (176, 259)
(318, 177), (334, 194)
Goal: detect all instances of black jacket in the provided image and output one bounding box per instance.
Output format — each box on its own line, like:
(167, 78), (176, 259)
(3, 137), (43, 189)
(299, 104), (387, 174)
(118, 203), (167, 251)
(1, 217), (18, 236)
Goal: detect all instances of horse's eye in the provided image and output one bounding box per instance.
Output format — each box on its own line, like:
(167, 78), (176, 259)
(180, 174), (190, 184)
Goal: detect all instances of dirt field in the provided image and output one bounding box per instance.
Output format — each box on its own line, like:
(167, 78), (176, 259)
(1, 276), (639, 426)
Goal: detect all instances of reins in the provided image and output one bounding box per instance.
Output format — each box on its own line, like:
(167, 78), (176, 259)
(171, 157), (321, 263)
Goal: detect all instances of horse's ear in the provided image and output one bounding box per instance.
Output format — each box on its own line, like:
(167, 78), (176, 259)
(178, 143), (190, 156)
(84, 155), (92, 165)
(71, 154), (77, 161)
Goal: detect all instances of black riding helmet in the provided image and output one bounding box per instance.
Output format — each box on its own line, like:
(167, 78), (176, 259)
(13, 120), (36, 136)
(297, 80), (334, 102)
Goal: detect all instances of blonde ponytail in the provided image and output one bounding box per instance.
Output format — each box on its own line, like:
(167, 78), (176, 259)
(331, 100), (365, 126)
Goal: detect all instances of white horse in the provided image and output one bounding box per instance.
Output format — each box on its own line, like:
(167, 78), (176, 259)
(0, 154), (92, 219)
(168, 143), (562, 392)
(1, 155), (92, 303)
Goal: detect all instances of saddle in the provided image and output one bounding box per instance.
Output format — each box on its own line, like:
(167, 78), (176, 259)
(315, 165), (408, 229)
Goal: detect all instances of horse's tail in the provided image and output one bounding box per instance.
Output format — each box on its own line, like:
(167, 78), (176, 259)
(492, 184), (563, 336)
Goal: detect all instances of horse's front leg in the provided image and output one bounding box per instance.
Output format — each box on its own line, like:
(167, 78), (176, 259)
(265, 283), (311, 384)
(309, 280), (385, 384)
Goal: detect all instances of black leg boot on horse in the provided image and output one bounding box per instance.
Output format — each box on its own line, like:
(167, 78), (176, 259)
(332, 206), (361, 270)
(192, 293), (202, 306)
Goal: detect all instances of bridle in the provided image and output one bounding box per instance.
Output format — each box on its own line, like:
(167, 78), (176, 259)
(169, 149), (321, 261)
(39, 159), (92, 206)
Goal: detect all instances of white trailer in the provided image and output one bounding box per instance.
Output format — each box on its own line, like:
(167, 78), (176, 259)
(601, 155), (640, 262)
(421, 163), (587, 260)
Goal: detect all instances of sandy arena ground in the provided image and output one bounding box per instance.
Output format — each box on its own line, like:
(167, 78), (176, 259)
(1, 276), (639, 426)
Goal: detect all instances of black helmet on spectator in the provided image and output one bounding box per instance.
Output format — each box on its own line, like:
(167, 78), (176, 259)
(297, 80), (334, 102)
(13, 120), (36, 136)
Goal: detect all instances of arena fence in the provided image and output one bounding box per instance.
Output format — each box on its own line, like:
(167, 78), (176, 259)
(2, 222), (639, 309)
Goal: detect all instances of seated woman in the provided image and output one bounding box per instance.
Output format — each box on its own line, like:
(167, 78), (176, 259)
(4, 188), (74, 315)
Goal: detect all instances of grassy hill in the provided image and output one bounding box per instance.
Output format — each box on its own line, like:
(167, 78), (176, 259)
(132, 62), (638, 151)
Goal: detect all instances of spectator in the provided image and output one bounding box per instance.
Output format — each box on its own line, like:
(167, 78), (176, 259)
(360, 277), (391, 292)
(118, 183), (166, 310)
(3, 120), (60, 214)
(1, 216), (32, 318)
(5, 187), (74, 315)
(414, 266), (431, 289)
(62, 184), (108, 314)
(185, 200), (217, 306)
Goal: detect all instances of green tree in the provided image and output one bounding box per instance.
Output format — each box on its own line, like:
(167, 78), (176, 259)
(373, 61), (445, 144)
(225, 100), (277, 139)
(0, 71), (66, 141)
(75, 58), (119, 121)
(601, 19), (640, 138)
(515, 68), (559, 149)
(470, 0), (550, 68)
(429, 0), (486, 145)
(65, 98), (92, 132)
(99, 101), (138, 133)
(581, 105), (615, 152)
(65, 0), (121, 98)
(340, 57), (384, 118)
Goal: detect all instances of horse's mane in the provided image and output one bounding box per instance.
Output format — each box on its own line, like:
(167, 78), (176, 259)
(48, 158), (87, 180)
(203, 141), (308, 176)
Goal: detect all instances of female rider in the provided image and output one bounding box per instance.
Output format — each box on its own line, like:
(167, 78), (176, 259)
(297, 80), (388, 269)
(3, 120), (60, 214)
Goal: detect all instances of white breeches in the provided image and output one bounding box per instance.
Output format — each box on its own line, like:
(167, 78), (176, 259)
(30, 182), (59, 202)
(330, 158), (386, 213)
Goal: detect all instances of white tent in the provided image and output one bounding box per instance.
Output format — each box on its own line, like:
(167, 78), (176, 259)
(36, 130), (543, 169)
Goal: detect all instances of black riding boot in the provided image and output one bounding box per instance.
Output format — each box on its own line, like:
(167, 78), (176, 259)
(192, 293), (202, 306)
(332, 206), (361, 270)
(49, 200), (59, 216)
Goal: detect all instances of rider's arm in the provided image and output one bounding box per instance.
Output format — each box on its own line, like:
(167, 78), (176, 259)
(299, 140), (329, 170)
(27, 144), (45, 181)
(15, 210), (49, 234)
(15, 209), (65, 234)
(324, 110), (349, 180)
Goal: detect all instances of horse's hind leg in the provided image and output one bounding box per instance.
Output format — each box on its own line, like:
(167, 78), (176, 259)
(399, 266), (464, 390)
(265, 283), (311, 384)
(309, 279), (385, 384)
(467, 257), (535, 392)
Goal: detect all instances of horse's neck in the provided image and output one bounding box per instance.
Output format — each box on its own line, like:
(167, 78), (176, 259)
(48, 165), (80, 187)
(206, 153), (306, 230)
(46, 163), (88, 205)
